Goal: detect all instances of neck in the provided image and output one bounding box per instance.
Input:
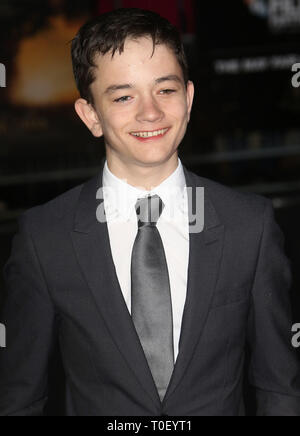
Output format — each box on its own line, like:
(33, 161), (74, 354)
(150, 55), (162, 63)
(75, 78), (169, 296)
(106, 153), (179, 191)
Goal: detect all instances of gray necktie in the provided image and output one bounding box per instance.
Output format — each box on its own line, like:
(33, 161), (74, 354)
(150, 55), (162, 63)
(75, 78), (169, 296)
(131, 195), (174, 402)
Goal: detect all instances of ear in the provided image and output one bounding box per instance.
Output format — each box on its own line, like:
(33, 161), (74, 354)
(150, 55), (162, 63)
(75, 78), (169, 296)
(74, 98), (103, 137)
(186, 80), (194, 123)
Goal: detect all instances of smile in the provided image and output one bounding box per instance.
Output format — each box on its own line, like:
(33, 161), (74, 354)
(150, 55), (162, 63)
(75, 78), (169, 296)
(130, 128), (169, 138)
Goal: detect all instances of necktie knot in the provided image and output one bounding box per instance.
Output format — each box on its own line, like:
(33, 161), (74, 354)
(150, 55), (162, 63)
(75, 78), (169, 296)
(135, 195), (164, 228)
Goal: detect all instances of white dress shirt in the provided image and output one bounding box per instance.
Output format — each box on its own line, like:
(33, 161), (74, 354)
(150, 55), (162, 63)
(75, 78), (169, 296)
(102, 158), (190, 362)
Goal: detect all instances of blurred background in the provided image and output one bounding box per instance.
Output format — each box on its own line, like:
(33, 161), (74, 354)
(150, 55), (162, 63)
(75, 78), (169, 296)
(0, 0), (299, 415)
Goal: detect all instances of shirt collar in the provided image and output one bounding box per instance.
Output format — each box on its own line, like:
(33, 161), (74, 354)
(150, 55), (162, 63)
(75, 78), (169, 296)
(102, 158), (187, 222)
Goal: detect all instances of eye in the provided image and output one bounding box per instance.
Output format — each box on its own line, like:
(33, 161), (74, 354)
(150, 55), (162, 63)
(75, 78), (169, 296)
(159, 89), (177, 95)
(114, 96), (132, 103)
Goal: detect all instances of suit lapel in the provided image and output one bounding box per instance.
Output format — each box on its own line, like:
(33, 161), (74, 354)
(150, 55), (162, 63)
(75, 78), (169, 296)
(163, 167), (225, 403)
(70, 159), (224, 407)
(70, 159), (161, 407)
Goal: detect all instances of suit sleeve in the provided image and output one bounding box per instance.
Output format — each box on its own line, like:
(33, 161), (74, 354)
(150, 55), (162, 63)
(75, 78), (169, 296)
(247, 199), (300, 416)
(0, 212), (56, 416)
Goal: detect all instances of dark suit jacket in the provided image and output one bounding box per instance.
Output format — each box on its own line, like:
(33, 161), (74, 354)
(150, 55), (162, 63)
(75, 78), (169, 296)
(0, 160), (299, 416)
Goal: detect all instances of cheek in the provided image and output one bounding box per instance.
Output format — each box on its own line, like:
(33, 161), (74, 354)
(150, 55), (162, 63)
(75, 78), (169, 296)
(100, 112), (127, 138)
(167, 97), (189, 123)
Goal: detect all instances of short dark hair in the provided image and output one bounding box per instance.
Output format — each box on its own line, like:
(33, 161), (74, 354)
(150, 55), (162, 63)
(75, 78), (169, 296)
(71, 8), (189, 104)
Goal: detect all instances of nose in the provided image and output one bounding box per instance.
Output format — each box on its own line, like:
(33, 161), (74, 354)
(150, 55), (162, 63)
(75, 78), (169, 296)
(135, 95), (164, 124)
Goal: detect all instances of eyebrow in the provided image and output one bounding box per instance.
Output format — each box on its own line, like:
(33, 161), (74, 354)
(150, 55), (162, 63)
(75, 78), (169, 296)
(155, 74), (183, 85)
(104, 83), (134, 94)
(104, 74), (183, 95)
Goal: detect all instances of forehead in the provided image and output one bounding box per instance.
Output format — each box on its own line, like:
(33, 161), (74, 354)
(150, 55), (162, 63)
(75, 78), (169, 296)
(92, 37), (183, 86)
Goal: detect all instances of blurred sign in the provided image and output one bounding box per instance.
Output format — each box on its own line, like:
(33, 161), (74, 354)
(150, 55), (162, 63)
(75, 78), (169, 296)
(245, 0), (300, 32)
(215, 54), (299, 75)
(192, 0), (300, 157)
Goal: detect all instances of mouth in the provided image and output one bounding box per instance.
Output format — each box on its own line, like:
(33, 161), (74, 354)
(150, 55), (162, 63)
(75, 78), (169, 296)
(129, 128), (170, 141)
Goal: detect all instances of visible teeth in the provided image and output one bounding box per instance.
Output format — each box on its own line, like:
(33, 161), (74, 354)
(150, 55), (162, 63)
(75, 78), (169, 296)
(131, 129), (168, 138)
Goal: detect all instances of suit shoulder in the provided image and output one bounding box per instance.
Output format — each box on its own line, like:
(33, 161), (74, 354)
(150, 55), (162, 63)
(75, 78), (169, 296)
(19, 181), (85, 231)
(187, 169), (270, 219)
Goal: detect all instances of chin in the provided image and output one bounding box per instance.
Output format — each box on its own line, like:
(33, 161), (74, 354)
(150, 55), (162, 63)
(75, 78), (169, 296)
(133, 148), (175, 166)
(134, 155), (171, 168)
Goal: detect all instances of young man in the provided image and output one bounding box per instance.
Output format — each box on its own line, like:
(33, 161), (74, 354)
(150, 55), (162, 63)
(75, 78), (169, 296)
(0, 8), (299, 416)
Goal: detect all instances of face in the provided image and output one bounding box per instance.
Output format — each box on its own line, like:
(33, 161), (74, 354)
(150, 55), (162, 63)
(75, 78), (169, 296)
(75, 37), (194, 169)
